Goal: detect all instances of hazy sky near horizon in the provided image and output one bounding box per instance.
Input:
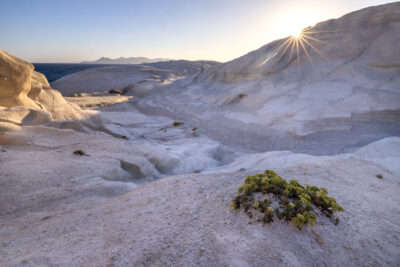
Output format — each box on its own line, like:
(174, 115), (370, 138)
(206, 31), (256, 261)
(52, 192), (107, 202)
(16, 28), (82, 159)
(0, 0), (395, 62)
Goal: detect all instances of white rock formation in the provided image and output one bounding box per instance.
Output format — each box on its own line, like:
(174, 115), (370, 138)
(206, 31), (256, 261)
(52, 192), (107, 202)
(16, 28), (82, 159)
(0, 126), (399, 266)
(0, 2), (399, 266)
(51, 60), (220, 96)
(53, 3), (400, 154)
(0, 50), (38, 108)
(186, 2), (400, 137)
(65, 95), (134, 109)
(0, 49), (84, 131)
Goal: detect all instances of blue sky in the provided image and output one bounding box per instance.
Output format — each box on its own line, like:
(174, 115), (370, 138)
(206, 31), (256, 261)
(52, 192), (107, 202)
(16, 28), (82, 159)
(0, 0), (395, 62)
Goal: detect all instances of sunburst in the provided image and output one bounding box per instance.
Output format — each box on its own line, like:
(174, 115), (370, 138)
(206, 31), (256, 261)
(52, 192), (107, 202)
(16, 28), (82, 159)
(261, 27), (330, 71)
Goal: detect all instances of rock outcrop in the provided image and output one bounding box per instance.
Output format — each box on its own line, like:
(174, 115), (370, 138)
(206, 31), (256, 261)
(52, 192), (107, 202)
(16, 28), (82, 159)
(0, 50), (83, 131)
(51, 60), (220, 96)
(1, 3), (400, 266)
(180, 2), (400, 137)
(0, 50), (38, 108)
(201, 2), (400, 85)
(1, 128), (399, 266)
(50, 3), (400, 141)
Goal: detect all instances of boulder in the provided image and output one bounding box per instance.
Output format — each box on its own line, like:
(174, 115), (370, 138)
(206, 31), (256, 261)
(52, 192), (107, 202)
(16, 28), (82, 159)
(0, 50), (38, 108)
(0, 49), (84, 130)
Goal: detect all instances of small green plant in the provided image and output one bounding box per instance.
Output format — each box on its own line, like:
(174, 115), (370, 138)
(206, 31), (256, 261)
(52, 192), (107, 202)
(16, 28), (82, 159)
(230, 170), (343, 228)
(73, 150), (86, 156)
(108, 89), (123, 95)
(173, 121), (184, 127)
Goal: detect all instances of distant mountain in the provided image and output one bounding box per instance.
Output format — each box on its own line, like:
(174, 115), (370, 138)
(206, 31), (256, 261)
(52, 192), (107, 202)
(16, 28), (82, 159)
(81, 56), (171, 64)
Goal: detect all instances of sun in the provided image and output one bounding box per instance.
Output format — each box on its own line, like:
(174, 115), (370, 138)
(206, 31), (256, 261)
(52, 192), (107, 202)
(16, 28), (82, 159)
(257, 23), (330, 71)
(292, 28), (303, 38)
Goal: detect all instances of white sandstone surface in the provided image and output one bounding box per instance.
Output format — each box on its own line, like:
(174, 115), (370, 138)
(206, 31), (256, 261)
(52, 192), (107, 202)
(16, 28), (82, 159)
(0, 126), (399, 266)
(51, 60), (220, 96)
(65, 95), (134, 109)
(52, 3), (400, 154)
(140, 2), (400, 137)
(0, 49), (84, 131)
(1, 2), (400, 266)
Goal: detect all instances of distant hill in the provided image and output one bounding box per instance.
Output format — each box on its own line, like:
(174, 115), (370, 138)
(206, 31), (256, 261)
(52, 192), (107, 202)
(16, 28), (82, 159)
(81, 56), (171, 64)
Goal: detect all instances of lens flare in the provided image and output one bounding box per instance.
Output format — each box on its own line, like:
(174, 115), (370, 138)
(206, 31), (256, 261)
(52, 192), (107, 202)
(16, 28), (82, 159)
(292, 29), (303, 38)
(259, 27), (331, 71)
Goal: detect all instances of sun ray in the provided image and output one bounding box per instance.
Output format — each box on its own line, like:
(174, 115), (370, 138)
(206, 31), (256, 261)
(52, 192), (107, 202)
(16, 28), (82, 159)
(304, 29), (342, 34)
(301, 37), (329, 60)
(262, 24), (336, 72)
(258, 38), (290, 67)
(298, 37), (314, 66)
(289, 37), (296, 62)
(275, 37), (295, 63)
(274, 36), (295, 54)
(301, 34), (330, 45)
(275, 24), (338, 73)
(295, 38), (301, 70)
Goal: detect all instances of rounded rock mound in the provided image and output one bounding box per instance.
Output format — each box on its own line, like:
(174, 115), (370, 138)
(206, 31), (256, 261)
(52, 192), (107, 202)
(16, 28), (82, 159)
(0, 50), (84, 131)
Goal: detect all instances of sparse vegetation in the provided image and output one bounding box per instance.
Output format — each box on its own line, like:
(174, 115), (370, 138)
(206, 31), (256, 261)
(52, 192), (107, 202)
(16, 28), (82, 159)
(108, 89), (123, 95)
(73, 150), (86, 156)
(173, 121), (184, 127)
(192, 127), (198, 136)
(376, 174), (383, 179)
(122, 84), (134, 95)
(230, 170), (343, 228)
(238, 93), (247, 98)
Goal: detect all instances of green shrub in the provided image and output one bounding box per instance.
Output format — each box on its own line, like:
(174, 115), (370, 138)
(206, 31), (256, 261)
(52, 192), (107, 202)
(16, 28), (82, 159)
(173, 121), (184, 127)
(73, 150), (86, 156)
(230, 170), (343, 228)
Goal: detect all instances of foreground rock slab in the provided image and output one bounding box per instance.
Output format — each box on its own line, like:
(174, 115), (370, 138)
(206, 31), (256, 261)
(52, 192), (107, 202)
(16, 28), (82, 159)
(0, 127), (399, 266)
(65, 95), (133, 109)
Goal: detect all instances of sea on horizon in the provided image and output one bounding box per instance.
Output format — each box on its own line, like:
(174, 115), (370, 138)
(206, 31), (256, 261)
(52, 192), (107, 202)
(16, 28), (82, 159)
(33, 63), (114, 83)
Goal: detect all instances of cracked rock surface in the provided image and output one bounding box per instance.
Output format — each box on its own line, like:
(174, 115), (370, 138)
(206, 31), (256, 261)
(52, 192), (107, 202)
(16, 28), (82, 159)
(1, 2), (400, 266)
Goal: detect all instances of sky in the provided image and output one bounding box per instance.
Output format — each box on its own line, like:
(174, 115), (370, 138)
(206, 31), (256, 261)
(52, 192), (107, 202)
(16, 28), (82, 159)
(0, 0), (395, 63)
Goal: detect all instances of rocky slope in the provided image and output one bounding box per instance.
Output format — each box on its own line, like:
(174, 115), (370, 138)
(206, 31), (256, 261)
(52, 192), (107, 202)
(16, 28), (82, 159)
(0, 2), (400, 266)
(1, 127), (399, 266)
(177, 1), (400, 137)
(52, 3), (400, 155)
(51, 60), (220, 96)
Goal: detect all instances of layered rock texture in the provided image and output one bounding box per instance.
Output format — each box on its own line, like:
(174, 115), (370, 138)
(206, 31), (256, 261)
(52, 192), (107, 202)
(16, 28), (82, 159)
(0, 50), (83, 131)
(53, 3), (400, 154)
(1, 2), (400, 266)
(188, 2), (400, 136)
(1, 128), (399, 266)
(51, 60), (220, 96)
